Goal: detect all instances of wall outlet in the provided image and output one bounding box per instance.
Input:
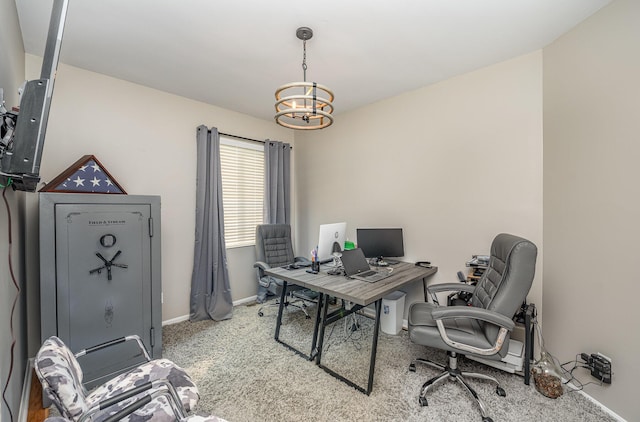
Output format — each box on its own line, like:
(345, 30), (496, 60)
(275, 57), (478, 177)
(590, 352), (612, 384)
(579, 351), (612, 384)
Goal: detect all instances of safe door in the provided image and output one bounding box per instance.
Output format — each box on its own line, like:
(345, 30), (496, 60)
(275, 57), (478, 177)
(40, 194), (161, 390)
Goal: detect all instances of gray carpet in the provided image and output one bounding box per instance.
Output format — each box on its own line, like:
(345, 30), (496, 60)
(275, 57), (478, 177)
(162, 303), (616, 422)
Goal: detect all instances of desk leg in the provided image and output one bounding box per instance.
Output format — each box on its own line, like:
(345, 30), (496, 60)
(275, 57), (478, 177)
(275, 282), (324, 360)
(366, 299), (383, 395)
(315, 294), (331, 365)
(422, 277), (429, 302)
(524, 304), (535, 385)
(309, 293), (324, 361)
(274, 280), (288, 341)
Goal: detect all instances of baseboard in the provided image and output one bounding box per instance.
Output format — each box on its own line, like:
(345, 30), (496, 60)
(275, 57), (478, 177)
(18, 358), (33, 422)
(162, 296), (258, 326)
(564, 381), (626, 422)
(233, 295), (258, 307)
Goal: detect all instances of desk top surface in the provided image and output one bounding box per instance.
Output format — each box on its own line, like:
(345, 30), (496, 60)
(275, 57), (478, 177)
(265, 262), (437, 306)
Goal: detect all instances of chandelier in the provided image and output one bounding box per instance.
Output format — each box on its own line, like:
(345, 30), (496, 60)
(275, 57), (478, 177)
(275, 27), (334, 130)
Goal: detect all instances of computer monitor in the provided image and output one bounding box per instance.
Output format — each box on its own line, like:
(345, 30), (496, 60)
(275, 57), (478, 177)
(317, 222), (347, 263)
(356, 228), (404, 265)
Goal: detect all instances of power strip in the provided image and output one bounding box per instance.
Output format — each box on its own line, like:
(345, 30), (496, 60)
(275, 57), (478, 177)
(580, 352), (612, 384)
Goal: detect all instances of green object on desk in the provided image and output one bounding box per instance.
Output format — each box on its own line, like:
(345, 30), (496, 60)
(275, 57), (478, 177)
(344, 240), (355, 250)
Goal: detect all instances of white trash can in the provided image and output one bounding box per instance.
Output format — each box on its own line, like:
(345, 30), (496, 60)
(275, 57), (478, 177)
(380, 291), (406, 335)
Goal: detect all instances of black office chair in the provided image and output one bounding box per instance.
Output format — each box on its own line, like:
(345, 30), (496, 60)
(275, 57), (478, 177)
(253, 224), (316, 318)
(408, 233), (537, 422)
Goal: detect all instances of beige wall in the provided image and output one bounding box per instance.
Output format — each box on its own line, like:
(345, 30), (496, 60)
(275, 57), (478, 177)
(295, 51), (544, 317)
(543, 0), (639, 419)
(23, 55), (294, 348)
(0, 0), (27, 419)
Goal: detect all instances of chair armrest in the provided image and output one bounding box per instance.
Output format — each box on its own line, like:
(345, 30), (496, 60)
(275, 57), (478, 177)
(431, 306), (515, 331)
(427, 283), (476, 294)
(253, 261), (271, 270)
(74, 335), (151, 361)
(431, 306), (514, 356)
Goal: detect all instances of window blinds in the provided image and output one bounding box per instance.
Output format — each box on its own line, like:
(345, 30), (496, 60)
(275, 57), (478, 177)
(219, 137), (264, 248)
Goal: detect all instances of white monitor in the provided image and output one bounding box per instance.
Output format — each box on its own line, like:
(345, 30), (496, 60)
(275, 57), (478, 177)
(316, 222), (347, 263)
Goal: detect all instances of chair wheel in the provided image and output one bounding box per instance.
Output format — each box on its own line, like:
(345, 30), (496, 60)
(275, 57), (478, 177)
(258, 311), (264, 317)
(496, 386), (506, 397)
(409, 363), (416, 372)
(482, 418), (493, 422)
(418, 396), (428, 406)
(305, 314), (311, 319)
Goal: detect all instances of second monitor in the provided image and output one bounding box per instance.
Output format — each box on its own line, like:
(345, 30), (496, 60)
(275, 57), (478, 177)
(356, 228), (404, 266)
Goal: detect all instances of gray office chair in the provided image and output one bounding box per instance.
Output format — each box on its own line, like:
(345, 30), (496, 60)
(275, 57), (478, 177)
(408, 233), (537, 422)
(253, 224), (316, 318)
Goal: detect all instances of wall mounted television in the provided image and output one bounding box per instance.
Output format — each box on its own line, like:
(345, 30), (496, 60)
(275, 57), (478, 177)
(0, 0), (68, 192)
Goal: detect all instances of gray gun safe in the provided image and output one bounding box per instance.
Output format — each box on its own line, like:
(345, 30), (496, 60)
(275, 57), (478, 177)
(39, 193), (162, 388)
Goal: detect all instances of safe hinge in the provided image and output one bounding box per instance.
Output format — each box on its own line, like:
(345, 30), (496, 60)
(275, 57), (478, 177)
(150, 327), (155, 348)
(148, 217), (154, 237)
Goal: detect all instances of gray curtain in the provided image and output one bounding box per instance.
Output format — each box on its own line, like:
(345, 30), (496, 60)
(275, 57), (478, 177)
(190, 125), (233, 321)
(264, 140), (291, 224)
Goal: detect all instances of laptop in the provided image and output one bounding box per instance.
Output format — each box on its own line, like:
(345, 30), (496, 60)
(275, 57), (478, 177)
(341, 248), (392, 283)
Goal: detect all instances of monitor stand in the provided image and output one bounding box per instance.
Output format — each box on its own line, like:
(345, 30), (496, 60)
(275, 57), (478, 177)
(371, 257), (398, 266)
(326, 254), (343, 275)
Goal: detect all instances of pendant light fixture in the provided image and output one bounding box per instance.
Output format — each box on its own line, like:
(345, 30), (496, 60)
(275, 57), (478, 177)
(275, 27), (334, 130)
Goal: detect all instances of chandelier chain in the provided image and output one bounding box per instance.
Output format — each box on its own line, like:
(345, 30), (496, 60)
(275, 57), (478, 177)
(302, 39), (307, 82)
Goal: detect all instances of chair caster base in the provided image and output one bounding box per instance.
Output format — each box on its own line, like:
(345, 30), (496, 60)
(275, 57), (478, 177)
(409, 363), (416, 372)
(496, 386), (506, 397)
(418, 396), (428, 407)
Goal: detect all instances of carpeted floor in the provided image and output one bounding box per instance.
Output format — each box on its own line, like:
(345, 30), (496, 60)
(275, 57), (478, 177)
(162, 303), (616, 422)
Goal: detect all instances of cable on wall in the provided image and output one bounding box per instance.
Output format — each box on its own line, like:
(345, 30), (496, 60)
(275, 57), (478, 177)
(1, 183), (19, 422)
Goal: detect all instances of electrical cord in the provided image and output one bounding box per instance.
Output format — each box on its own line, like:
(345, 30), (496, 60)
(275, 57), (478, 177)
(2, 184), (19, 422)
(560, 354), (605, 392)
(323, 310), (367, 353)
(533, 317), (606, 395)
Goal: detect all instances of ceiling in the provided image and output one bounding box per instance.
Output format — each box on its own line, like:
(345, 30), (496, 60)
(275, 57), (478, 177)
(15, 0), (610, 124)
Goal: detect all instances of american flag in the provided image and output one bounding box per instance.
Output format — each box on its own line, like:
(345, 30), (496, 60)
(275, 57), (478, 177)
(53, 158), (125, 193)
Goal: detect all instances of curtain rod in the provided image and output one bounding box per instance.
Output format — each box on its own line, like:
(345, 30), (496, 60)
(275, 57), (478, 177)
(219, 132), (293, 149)
(219, 132), (264, 144)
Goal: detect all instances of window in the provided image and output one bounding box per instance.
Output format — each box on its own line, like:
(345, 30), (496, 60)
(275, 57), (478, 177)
(219, 136), (264, 248)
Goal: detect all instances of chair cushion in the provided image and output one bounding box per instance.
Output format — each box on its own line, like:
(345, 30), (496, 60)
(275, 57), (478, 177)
(87, 358), (200, 420)
(408, 302), (506, 360)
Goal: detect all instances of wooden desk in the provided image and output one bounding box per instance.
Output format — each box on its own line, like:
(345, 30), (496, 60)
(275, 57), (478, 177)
(265, 262), (437, 394)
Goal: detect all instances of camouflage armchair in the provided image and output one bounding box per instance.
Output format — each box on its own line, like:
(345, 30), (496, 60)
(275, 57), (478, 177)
(35, 336), (201, 422)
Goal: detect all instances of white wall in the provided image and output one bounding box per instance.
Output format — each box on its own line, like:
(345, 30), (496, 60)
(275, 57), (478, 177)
(0, 0), (27, 420)
(24, 55), (294, 351)
(294, 52), (544, 318)
(543, 0), (640, 419)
